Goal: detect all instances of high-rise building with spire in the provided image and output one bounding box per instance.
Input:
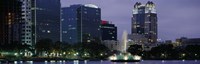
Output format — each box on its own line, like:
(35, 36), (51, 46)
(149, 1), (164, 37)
(131, 1), (157, 43)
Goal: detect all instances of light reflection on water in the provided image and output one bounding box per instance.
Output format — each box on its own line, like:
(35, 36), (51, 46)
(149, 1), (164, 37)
(10, 60), (200, 64)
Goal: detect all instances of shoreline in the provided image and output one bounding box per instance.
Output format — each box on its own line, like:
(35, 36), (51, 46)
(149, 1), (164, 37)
(1, 58), (200, 62)
(0, 59), (199, 63)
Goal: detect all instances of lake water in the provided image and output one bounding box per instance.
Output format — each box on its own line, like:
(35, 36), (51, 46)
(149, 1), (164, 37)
(9, 60), (200, 64)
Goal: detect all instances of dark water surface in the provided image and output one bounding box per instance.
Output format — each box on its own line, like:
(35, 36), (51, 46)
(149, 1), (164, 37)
(9, 60), (200, 64)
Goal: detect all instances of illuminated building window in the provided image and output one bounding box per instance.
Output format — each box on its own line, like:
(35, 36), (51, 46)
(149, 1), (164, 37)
(151, 40), (153, 42)
(87, 40), (91, 42)
(63, 31), (67, 33)
(42, 30), (45, 32)
(70, 27), (76, 30)
(68, 25), (72, 27)
(136, 25), (140, 27)
(147, 14), (150, 17)
(84, 11), (87, 14)
(112, 36), (115, 38)
(47, 30), (51, 33)
(134, 26), (137, 28)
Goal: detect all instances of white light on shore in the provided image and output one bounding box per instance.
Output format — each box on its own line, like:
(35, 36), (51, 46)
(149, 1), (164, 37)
(50, 60), (55, 62)
(134, 56), (141, 60)
(109, 56), (117, 60)
(14, 53), (18, 56)
(14, 61), (17, 64)
(124, 56), (128, 60)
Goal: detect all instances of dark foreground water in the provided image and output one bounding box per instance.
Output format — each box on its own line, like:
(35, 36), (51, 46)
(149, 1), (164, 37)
(6, 60), (200, 64)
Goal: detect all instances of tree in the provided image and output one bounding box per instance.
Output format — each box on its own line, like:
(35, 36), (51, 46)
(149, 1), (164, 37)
(185, 45), (200, 59)
(35, 39), (53, 56)
(150, 44), (177, 59)
(127, 44), (143, 55)
(73, 42), (110, 59)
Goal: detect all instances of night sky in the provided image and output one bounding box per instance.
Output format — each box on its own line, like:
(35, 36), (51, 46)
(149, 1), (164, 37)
(61, 0), (200, 41)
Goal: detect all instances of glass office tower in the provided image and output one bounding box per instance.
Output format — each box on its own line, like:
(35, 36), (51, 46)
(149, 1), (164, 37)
(101, 20), (117, 41)
(62, 4), (101, 44)
(32, 0), (61, 43)
(132, 1), (157, 43)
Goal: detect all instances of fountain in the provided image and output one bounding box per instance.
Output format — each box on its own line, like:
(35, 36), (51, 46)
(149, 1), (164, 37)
(121, 30), (128, 53)
(109, 30), (141, 62)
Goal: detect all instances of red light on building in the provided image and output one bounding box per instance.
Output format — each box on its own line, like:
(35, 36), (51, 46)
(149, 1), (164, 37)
(101, 20), (109, 24)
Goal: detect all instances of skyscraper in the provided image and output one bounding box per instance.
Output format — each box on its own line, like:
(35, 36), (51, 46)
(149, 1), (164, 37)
(32, 0), (61, 43)
(0, 0), (22, 45)
(21, 0), (33, 46)
(132, 1), (157, 43)
(101, 20), (118, 50)
(101, 20), (117, 41)
(62, 4), (101, 44)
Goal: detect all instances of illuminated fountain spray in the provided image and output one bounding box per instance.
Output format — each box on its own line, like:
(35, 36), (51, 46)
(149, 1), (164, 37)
(121, 30), (128, 53)
(109, 30), (142, 61)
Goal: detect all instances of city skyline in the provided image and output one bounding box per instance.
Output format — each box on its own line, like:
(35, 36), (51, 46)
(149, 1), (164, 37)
(1, 0), (200, 62)
(61, 0), (200, 41)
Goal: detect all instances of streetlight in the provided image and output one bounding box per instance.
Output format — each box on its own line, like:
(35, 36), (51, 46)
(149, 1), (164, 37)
(63, 52), (66, 55)
(100, 53), (103, 56)
(195, 54), (197, 56)
(162, 53), (165, 56)
(182, 53), (185, 57)
(74, 54), (77, 56)
(14, 53), (18, 56)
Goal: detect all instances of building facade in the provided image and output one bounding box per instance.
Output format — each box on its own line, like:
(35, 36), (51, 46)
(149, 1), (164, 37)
(101, 20), (117, 41)
(32, 0), (61, 43)
(21, 0), (33, 46)
(101, 20), (118, 50)
(176, 37), (200, 46)
(62, 4), (101, 44)
(132, 1), (157, 44)
(127, 34), (147, 46)
(0, 0), (22, 45)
